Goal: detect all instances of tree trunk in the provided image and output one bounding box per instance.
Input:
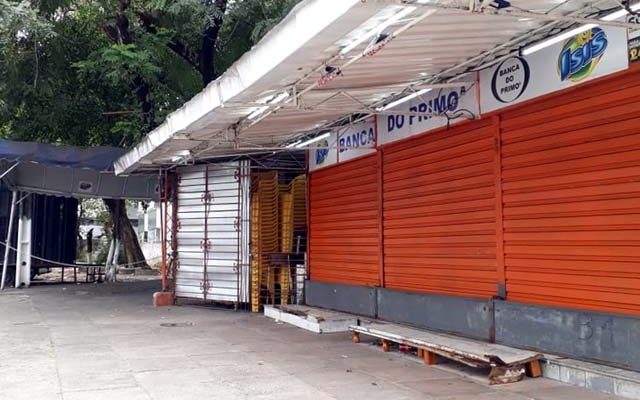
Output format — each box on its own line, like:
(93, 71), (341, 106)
(200, 0), (228, 86)
(106, 0), (155, 131)
(104, 199), (149, 269)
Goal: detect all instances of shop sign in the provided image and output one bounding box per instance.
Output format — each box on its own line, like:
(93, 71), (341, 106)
(480, 26), (628, 113)
(377, 83), (480, 146)
(308, 118), (377, 171)
(629, 30), (640, 63)
(308, 131), (338, 171)
(337, 118), (376, 163)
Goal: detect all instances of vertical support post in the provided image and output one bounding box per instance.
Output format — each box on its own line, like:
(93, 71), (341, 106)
(1, 191), (17, 290)
(170, 173), (179, 298)
(239, 161), (251, 306)
(493, 115), (506, 299)
(202, 165), (209, 301)
(15, 195), (32, 288)
(160, 169), (168, 291)
(377, 140), (385, 288)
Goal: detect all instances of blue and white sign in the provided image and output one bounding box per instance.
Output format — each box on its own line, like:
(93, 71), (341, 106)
(377, 83), (480, 145)
(337, 118), (377, 163)
(480, 26), (628, 113)
(308, 118), (377, 171)
(308, 131), (338, 171)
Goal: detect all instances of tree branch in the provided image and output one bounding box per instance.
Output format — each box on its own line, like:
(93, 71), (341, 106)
(115, 0), (133, 44)
(104, 0), (155, 130)
(137, 11), (200, 70)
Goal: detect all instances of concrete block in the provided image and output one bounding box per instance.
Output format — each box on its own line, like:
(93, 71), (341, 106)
(585, 371), (615, 395)
(264, 305), (359, 333)
(542, 360), (561, 381)
(615, 379), (640, 399)
(152, 291), (173, 307)
(559, 365), (586, 387)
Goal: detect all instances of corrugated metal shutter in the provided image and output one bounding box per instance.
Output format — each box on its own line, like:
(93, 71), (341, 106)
(501, 68), (640, 315)
(175, 162), (250, 303)
(309, 155), (380, 286)
(382, 119), (498, 298)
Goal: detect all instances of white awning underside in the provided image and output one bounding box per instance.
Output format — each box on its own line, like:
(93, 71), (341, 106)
(115, 0), (639, 174)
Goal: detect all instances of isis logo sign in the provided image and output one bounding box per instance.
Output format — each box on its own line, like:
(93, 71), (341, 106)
(558, 27), (608, 82)
(491, 56), (530, 104)
(315, 139), (330, 165)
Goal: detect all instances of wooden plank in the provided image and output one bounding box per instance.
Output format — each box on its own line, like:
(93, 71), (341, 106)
(350, 322), (541, 367)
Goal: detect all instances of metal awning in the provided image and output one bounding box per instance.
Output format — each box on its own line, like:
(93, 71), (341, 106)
(114, 0), (639, 175)
(0, 140), (158, 200)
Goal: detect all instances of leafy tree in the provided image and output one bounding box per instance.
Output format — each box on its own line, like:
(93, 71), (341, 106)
(0, 0), (300, 270)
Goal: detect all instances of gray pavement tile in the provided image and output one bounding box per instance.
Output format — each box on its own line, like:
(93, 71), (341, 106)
(62, 387), (152, 400)
(400, 377), (494, 397)
(0, 280), (629, 400)
(58, 372), (138, 393)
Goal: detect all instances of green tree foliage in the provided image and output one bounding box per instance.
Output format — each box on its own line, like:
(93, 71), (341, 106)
(0, 0), (301, 147)
(0, 0), (300, 267)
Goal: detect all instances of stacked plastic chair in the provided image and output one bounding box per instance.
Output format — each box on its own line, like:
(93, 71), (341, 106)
(290, 175), (307, 231)
(250, 171), (279, 312)
(279, 189), (294, 304)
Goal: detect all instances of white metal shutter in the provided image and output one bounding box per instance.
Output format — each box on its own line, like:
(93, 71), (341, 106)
(175, 162), (250, 303)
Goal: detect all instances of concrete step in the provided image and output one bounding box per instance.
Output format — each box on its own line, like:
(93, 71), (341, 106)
(264, 304), (365, 333)
(268, 304), (640, 398)
(542, 355), (640, 399)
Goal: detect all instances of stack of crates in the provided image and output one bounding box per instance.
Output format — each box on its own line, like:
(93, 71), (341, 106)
(250, 171), (279, 312)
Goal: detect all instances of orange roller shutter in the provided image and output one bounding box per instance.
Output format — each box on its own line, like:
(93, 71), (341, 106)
(382, 119), (499, 298)
(501, 67), (640, 315)
(309, 155), (380, 286)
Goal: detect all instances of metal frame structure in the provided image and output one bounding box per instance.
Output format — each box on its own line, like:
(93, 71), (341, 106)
(114, 0), (640, 174)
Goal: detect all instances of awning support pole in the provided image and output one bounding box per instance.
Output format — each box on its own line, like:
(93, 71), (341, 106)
(160, 169), (168, 291)
(1, 191), (18, 290)
(0, 162), (19, 181)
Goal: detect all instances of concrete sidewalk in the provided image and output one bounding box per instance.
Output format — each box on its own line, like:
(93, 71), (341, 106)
(0, 280), (623, 400)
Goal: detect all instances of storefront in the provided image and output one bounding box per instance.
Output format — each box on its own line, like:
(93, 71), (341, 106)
(111, 0), (640, 377)
(307, 26), (640, 371)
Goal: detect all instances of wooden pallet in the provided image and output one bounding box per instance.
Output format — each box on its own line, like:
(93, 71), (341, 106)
(350, 322), (542, 385)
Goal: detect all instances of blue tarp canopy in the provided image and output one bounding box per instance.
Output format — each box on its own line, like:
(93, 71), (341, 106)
(0, 139), (158, 200)
(0, 139), (125, 171)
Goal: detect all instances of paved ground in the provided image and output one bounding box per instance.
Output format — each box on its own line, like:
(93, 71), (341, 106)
(0, 280), (624, 400)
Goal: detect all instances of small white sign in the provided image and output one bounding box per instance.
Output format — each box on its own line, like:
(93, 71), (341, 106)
(377, 83), (480, 146)
(480, 26), (628, 113)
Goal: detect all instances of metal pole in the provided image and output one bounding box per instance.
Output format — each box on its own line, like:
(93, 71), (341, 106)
(0, 163), (19, 181)
(160, 169), (167, 291)
(1, 191), (17, 290)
